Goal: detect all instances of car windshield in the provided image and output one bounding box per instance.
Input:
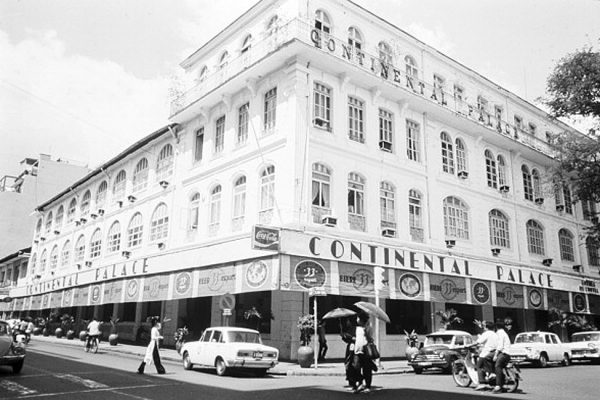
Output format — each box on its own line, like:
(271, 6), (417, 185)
(572, 333), (600, 342)
(424, 335), (453, 346)
(515, 334), (544, 343)
(223, 331), (261, 344)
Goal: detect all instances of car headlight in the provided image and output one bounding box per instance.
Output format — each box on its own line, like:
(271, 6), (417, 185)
(438, 352), (446, 359)
(410, 353), (417, 360)
(588, 343), (597, 349)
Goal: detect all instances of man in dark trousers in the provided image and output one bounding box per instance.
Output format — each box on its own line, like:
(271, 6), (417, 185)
(317, 320), (328, 361)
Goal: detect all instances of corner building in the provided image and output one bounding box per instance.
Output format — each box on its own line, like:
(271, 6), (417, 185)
(3, 0), (600, 360)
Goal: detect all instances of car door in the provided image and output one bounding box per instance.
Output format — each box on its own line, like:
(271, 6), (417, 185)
(207, 330), (224, 366)
(196, 330), (213, 366)
(550, 334), (563, 361)
(546, 334), (558, 361)
(0, 323), (11, 356)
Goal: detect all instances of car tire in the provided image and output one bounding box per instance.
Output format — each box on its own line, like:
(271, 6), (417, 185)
(254, 368), (268, 377)
(182, 351), (193, 370)
(538, 353), (549, 368)
(413, 367), (423, 375)
(562, 353), (570, 366)
(12, 360), (24, 374)
(215, 357), (228, 376)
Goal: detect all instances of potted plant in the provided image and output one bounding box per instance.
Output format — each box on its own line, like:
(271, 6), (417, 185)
(244, 307), (263, 331)
(296, 314), (315, 368)
(61, 314), (75, 340)
(108, 317), (120, 346)
(79, 319), (90, 341)
(435, 308), (463, 331)
(34, 317), (45, 336)
(174, 326), (189, 355)
(404, 329), (419, 360)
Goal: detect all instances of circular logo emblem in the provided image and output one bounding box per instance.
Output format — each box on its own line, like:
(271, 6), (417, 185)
(502, 286), (516, 305)
(399, 273), (421, 298)
(175, 272), (192, 295)
(294, 260), (326, 289)
(529, 289), (542, 308)
(126, 279), (139, 299)
(91, 285), (101, 303)
(246, 261), (268, 288)
(42, 294), (49, 307)
(63, 289), (72, 306)
(472, 282), (490, 304)
(148, 278), (160, 298)
(440, 279), (459, 301)
(352, 269), (374, 293)
(573, 293), (586, 312)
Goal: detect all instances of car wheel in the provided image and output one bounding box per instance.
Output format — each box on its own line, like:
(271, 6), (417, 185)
(562, 353), (570, 366)
(12, 360), (24, 374)
(182, 351), (193, 370)
(413, 367), (423, 375)
(215, 357), (228, 376)
(538, 353), (549, 368)
(254, 368), (268, 377)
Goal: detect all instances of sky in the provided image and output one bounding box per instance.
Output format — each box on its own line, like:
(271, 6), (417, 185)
(1, 0), (599, 176)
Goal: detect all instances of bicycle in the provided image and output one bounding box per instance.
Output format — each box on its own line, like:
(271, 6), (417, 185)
(84, 334), (99, 354)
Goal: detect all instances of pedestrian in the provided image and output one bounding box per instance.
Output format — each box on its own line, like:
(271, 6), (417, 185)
(137, 317), (166, 374)
(86, 317), (101, 350)
(350, 313), (377, 394)
(474, 320), (498, 391)
(317, 320), (328, 361)
(492, 319), (511, 394)
(341, 318), (356, 389)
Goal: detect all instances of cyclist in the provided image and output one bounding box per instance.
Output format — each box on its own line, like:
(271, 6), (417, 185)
(86, 317), (101, 351)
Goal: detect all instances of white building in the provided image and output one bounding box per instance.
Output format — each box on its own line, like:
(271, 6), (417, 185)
(2, 0), (599, 359)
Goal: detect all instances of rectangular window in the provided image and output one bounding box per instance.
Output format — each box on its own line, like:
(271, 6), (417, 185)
(237, 103), (249, 145)
(378, 109), (393, 152)
(194, 127), (204, 162)
(406, 119), (421, 162)
(313, 83), (331, 130)
(264, 87), (277, 131)
(348, 96), (364, 143)
(215, 116), (225, 153)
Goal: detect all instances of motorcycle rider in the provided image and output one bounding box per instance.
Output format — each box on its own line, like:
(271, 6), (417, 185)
(475, 321), (498, 391)
(492, 319), (512, 394)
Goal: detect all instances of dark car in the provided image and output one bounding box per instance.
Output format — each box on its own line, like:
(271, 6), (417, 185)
(0, 320), (26, 373)
(408, 330), (473, 374)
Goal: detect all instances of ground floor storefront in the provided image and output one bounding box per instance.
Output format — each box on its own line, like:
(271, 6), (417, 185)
(2, 227), (599, 360)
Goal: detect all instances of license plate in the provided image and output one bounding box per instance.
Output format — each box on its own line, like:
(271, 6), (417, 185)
(253, 351), (263, 359)
(419, 362), (432, 366)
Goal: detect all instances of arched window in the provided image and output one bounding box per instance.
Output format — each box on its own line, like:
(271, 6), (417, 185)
(405, 55), (418, 78)
(455, 139), (467, 173)
(485, 150), (497, 188)
(219, 51), (229, 69)
(522, 165), (533, 201)
(35, 218), (42, 238)
(233, 176), (247, 219)
(96, 181), (108, 208)
(440, 132), (454, 174)
(49, 245), (58, 271)
(241, 34), (252, 53)
(45, 212), (53, 235)
(266, 15), (278, 32)
(29, 253), (37, 276)
(378, 41), (393, 65)
(81, 190), (91, 215)
(497, 155), (508, 188)
(127, 213), (144, 248)
(532, 169), (542, 200)
(312, 163), (331, 208)
(347, 26), (362, 52)
(558, 229), (575, 261)
(113, 170), (126, 199)
(198, 65), (208, 83)
(74, 234), (85, 263)
(209, 186), (222, 225)
(489, 209), (510, 248)
(156, 144), (174, 181)
(380, 181), (395, 223)
(526, 220), (545, 255)
(443, 196), (469, 239)
(39, 250), (47, 273)
(150, 203), (169, 241)
(66, 198), (77, 223)
(587, 237), (600, 266)
(107, 221), (121, 253)
(133, 158), (149, 192)
(61, 240), (70, 268)
(89, 228), (102, 259)
(314, 9), (331, 38)
(189, 193), (200, 230)
(55, 206), (64, 229)
(347, 172), (365, 216)
(260, 165), (275, 211)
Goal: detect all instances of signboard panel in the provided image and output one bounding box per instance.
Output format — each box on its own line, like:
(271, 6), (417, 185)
(49, 291), (63, 308)
(589, 295), (600, 315)
(547, 289), (570, 311)
(171, 272), (194, 299)
(197, 265), (237, 297)
(429, 274), (467, 303)
(252, 225), (280, 251)
(496, 283), (525, 308)
(572, 292), (587, 313)
(103, 280), (123, 304)
(142, 275), (170, 302)
(395, 271), (425, 301)
(241, 259), (272, 292)
(287, 256), (330, 292)
(527, 287), (544, 309)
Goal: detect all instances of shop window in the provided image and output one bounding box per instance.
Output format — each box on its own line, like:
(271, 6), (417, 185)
(122, 302), (136, 322)
(102, 303), (114, 322)
(386, 299), (427, 334)
(234, 291), (272, 334)
(143, 301), (162, 321)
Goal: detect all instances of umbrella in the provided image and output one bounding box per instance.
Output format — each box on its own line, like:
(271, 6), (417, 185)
(322, 307), (357, 320)
(354, 301), (391, 324)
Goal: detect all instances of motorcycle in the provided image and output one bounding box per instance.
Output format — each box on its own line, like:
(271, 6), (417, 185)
(452, 344), (521, 393)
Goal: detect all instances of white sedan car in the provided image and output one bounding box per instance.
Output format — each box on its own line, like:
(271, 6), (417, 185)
(510, 331), (571, 367)
(181, 327), (279, 376)
(567, 331), (600, 363)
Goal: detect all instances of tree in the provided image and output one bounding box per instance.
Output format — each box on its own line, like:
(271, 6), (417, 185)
(542, 46), (600, 245)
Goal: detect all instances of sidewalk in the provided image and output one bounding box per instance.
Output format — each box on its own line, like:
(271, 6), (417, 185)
(28, 334), (413, 376)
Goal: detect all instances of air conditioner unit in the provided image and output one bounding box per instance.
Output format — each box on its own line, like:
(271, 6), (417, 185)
(122, 250), (131, 258)
(555, 205), (565, 212)
(159, 180), (169, 189)
(40, 236), (46, 242)
(499, 185), (510, 193)
(76, 263), (82, 270)
(79, 217), (87, 224)
(321, 215), (337, 227)
(573, 265), (582, 273)
(542, 258), (553, 266)
(379, 140), (392, 152)
(491, 248), (501, 256)
(382, 228), (396, 238)
(90, 213), (98, 219)
(157, 242), (166, 250)
(535, 197), (544, 205)
(127, 195), (137, 203)
(75, 220), (81, 226)
(33, 239), (39, 244)
(85, 261), (92, 267)
(53, 230), (60, 235)
(457, 170), (469, 179)
(314, 117), (329, 129)
(445, 239), (456, 248)
(97, 208), (105, 216)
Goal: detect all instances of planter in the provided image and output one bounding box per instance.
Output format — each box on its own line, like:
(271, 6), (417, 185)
(66, 330), (75, 340)
(108, 333), (118, 346)
(79, 330), (88, 341)
(55, 327), (63, 338)
(297, 345), (314, 368)
(33, 327), (42, 336)
(42, 328), (49, 337)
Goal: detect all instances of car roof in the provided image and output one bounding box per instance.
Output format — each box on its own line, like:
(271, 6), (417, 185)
(204, 327), (259, 333)
(572, 331), (600, 335)
(427, 330), (471, 336)
(516, 331), (554, 335)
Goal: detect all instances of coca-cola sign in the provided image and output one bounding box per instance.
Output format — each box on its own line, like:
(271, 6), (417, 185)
(252, 225), (280, 251)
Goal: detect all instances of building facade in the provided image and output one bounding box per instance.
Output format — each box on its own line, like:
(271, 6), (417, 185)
(2, 0), (599, 360)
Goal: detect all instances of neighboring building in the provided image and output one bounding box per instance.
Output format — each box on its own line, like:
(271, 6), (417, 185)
(0, 155), (90, 294)
(2, 0), (599, 360)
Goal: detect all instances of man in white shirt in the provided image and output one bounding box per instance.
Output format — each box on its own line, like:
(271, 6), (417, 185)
(493, 319), (512, 394)
(475, 321), (498, 390)
(86, 317), (101, 349)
